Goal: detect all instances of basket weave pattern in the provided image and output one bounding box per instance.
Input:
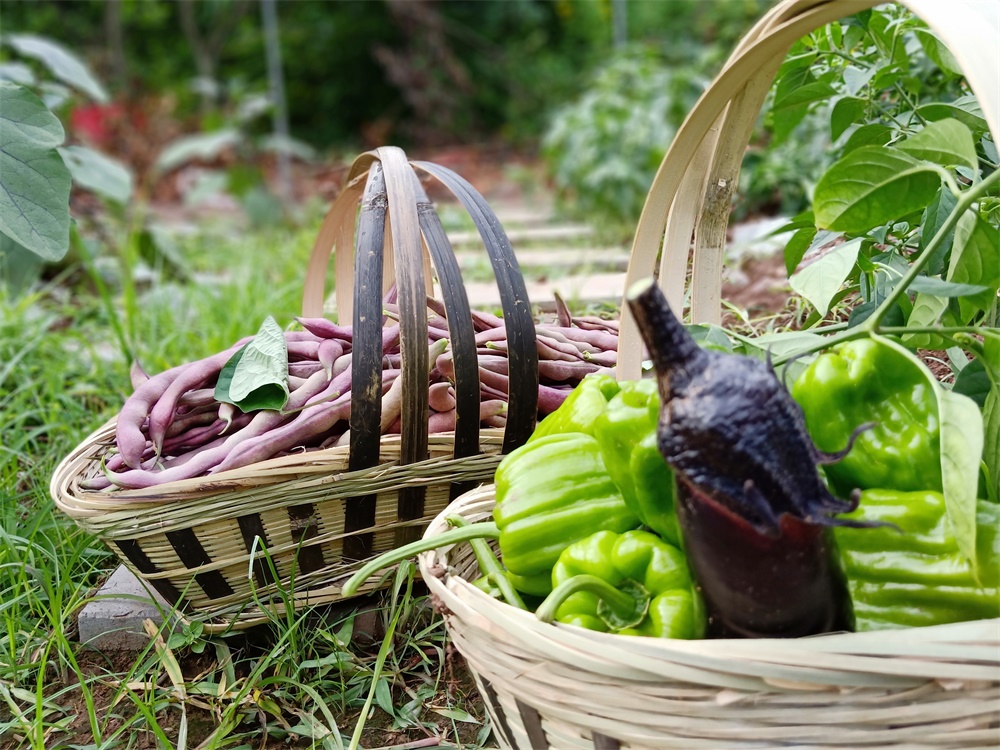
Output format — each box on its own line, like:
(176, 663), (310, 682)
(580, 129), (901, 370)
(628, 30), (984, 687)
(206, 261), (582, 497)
(51, 146), (538, 629)
(421, 488), (1000, 750)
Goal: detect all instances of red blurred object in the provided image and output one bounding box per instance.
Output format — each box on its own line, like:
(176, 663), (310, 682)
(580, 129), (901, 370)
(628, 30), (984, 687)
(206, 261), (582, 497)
(70, 102), (148, 149)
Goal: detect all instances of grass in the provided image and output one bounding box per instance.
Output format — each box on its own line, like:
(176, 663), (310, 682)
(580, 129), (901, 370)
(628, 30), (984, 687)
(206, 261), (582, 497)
(0, 214), (494, 749)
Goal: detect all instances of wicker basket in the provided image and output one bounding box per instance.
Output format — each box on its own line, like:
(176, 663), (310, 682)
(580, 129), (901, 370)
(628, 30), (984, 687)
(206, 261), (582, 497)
(51, 146), (539, 630)
(420, 488), (999, 750)
(415, 0), (1000, 747)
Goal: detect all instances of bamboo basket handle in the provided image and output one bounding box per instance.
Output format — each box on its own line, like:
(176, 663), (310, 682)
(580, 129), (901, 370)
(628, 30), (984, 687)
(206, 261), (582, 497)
(617, 0), (1000, 381)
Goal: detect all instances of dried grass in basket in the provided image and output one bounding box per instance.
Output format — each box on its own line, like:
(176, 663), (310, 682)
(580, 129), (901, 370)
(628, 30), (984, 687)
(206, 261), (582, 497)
(51, 146), (539, 630)
(414, 0), (999, 747)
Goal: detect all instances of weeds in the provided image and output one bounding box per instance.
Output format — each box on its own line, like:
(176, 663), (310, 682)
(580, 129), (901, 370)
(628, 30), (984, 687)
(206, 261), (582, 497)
(0, 221), (492, 749)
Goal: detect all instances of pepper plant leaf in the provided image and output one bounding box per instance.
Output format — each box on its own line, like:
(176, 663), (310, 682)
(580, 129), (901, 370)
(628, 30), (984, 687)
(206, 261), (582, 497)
(982, 333), (1000, 505)
(896, 119), (978, 170)
(214, 316), (289, 412)
(938, 387), (984, 573)
(872, 335), (982, 572)
(0, 81), (71, 261)
(814, 146), (942, 234)
(947, 213), (1000, 323)
(788, 237), (861, 318)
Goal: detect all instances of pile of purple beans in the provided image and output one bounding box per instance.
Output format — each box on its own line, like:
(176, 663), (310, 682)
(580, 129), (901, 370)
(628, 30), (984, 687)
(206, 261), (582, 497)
(84, 305), (619, 491)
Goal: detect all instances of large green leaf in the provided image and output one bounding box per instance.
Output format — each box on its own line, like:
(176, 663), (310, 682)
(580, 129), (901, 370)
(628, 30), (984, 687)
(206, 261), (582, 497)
(897, 119), (978, 170)
(813, 146), (940, 234)
(0, 82), (71, 261)
(214, 316), (289, 412)
(3, 34), (108, 102)
(788, 237), (861, 318)
(913, 29), (963, 77)
(947, 213), (1000, 322)
(58, 145), (133, 204)
(938, 387), (984, 572)
(918, 96), (989, 135)
(874, 336), (982, 571)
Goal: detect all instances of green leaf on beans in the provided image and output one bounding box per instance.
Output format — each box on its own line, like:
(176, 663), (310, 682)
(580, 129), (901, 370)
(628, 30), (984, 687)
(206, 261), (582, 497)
(948, 213), (1000, 323)
(813, 147), (941, 233)
(830, 96), (866, 141)
(214, 316), (289, 412)
(788, 237), (861, 318)
(874, 336), (982, 572)
(897, 119), (978, 170)
(0, 82), (71, 261)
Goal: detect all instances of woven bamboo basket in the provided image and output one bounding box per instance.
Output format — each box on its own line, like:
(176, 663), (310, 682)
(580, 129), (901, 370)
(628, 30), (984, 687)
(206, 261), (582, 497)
(415, 0), (1000, 747)
(420, 488), (999, 750)
(51, 146), (539, 630)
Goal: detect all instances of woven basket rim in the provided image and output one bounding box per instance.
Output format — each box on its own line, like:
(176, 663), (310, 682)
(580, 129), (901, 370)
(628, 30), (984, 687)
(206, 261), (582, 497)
(51, 415), (507, 514)
(419, 485), (1000, 691)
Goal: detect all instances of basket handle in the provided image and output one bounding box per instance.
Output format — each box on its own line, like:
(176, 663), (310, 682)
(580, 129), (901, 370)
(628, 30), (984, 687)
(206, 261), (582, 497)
(617, 0), (1000, 381)
(300, 147), (540, 552)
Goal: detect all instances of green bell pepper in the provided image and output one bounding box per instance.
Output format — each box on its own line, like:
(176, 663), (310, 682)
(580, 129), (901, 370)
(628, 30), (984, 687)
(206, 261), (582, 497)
(791, 338), (942, 494)
(836, 489), (1000, 631)
(592, 378), (680, 545)
(535, 529), (704, 638)
(528, 373), (620, 442)
(494, 432), (640, 596)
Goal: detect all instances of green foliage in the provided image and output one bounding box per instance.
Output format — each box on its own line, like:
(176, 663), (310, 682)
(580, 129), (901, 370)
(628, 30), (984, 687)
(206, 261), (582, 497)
(542, 47), (704, 238)
(0, 82), (72, 261)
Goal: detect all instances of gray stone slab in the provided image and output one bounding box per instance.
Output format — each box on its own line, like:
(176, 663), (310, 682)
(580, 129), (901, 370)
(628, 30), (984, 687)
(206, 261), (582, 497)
(78, 565), (175, 651)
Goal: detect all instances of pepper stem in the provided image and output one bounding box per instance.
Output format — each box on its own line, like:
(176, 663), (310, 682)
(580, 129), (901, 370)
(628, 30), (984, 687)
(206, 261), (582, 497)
(341, 522), (500, 597)
(535, 575), (650, 630)
(447, 515), (526, 610)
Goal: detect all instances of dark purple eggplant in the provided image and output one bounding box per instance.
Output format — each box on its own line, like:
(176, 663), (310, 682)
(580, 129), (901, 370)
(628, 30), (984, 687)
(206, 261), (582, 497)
(626, 279), (868, 638)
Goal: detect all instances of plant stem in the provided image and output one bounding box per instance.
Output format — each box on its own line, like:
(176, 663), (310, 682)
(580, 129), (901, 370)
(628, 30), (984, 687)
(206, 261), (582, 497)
(340, 523), (500, 597)
(534, 574), (639, 625)
(865, 168), (1000, 331)
(880, 326), (991, 337)
(447, 515), (526, 610)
